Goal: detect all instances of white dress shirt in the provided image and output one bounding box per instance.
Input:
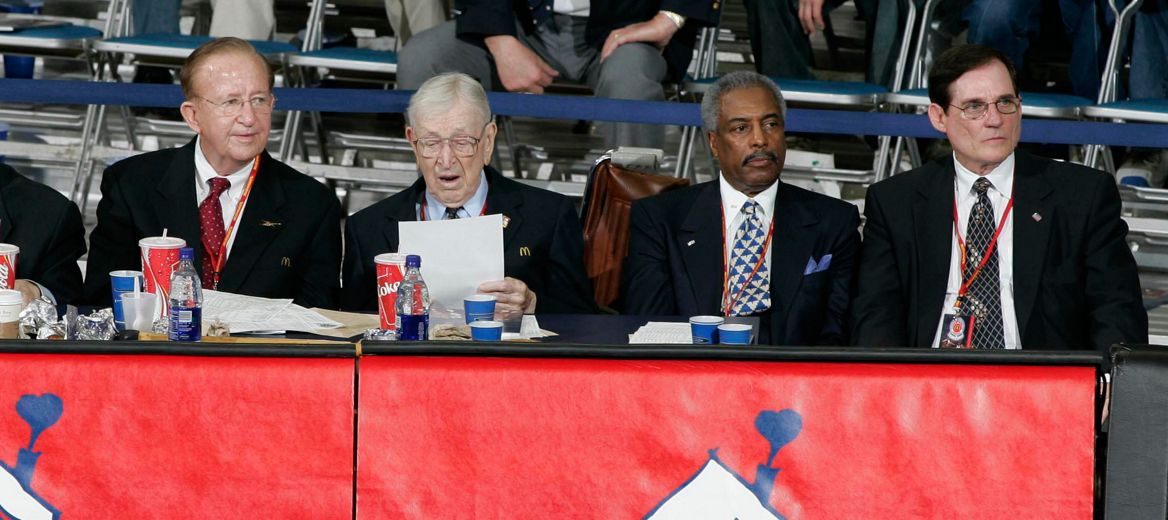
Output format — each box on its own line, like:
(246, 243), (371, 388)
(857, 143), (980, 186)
(553, 0), (590, 16)
(193, 136), (256, 261)
(719, 174), (778, 300)
(931, 153), (1021, 349)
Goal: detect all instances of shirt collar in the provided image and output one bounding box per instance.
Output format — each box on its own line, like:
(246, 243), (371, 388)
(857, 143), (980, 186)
(422, 169), (490, 220)
(953, 152), (1015, 200)
(718, 173), (778, 218)
(194, 135), (256, 200)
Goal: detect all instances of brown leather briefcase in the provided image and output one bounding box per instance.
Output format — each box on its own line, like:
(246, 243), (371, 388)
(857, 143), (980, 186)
(580, 158), (689, 310)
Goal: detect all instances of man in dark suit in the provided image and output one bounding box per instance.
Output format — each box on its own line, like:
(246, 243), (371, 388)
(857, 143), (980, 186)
(0, 164), (86, 305)
(341, 72), (595, 315)
(853, 44), (1146, 350)
(396, 0), (721, 149)
(622, 71), (860, 345)
(83, 38), (341, 309)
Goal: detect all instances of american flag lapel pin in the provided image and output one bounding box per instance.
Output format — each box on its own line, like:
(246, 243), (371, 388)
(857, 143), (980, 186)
(1031, 212), (1042, 222)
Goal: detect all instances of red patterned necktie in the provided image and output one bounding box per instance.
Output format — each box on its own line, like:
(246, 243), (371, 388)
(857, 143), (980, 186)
(199, 177), (231, 288)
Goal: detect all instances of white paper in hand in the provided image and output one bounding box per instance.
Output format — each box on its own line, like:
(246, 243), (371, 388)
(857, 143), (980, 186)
(398, 214), (505, 310)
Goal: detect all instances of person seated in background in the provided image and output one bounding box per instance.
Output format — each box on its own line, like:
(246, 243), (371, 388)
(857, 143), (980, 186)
(0, 163), (86, 305)
(853, 44), (1146, 350)
(396, 0), (721, 151)
(83, 37), (342, 309)
(341, 72), (596, 315)
(621, 71), (860, 346)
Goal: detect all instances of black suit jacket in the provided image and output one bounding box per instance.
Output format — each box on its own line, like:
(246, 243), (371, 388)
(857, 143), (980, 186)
(454, 0), (721, 82)
(83, 139), (342, 309)
(341, 166), (596, 313)
(853, 150), (1147, 350)
(0, 164), (85, 304)
(622, 180), (861, 345)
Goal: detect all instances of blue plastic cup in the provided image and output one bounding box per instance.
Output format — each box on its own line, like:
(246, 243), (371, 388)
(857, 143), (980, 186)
(689, 315), (724, 344)
(110, 270), (144, 331)
(717, 323), (753, 345)
(463, 294), (497, 323)
(469, 320), (503, 341)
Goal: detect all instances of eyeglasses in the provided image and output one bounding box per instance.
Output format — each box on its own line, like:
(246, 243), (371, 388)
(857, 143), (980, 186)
(949, 97), (1020, 120)
(411, 122), (491, 158)
(196, 94), (275, 117)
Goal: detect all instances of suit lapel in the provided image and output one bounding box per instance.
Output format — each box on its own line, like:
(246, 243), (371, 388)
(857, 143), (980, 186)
(680, 183), (727, 312)
(484, 167), (523, 250)
(1011, 151), (1052, 340)
(913, 161), (956, 345)
(217, 153), (285, 293)
(0, 169), (15, 243)
(152, 142), (202, 260)
(769, 183), (818, 335)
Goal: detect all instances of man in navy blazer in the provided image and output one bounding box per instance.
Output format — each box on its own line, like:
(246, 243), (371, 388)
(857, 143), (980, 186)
(83, 38), (341, 309)
(853, 45), (1146, 350)
(622, 71), (860, 345)
(341, 73), (595, 315)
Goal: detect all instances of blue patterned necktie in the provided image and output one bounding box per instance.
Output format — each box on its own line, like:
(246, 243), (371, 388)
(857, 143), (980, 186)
(726, 200), (771, 316)
(963, 177), (1005, 349)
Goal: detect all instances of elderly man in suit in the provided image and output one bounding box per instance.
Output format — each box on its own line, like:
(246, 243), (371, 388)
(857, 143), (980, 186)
(853, 44), (1146, 350)
(341, 72), (596, 315)
(84, 37), (342, 309)
(622, 70), (860, 345)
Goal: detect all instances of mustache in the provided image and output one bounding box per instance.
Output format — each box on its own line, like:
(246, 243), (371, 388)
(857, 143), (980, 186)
(742, 151), (779, 166)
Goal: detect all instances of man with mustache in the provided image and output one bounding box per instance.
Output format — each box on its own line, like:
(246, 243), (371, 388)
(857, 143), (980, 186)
(84, 38), (342, 309)
(622, 71), (860, 345)
(341, 72), (596, 316)
(853, 44), (1146, 350)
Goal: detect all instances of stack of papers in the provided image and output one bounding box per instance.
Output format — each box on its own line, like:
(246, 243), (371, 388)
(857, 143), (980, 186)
(629, 322), (693, 344)
(203, 290), (342, 334)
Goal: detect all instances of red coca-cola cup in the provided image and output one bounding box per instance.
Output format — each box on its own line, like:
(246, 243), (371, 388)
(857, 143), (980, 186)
(375, 253), (407, 331)
(0, 243), (19, 290)
(139, 236), (186, 318)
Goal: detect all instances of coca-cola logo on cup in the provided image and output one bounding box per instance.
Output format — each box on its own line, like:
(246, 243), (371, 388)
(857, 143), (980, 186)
(0, 261), (10, 289)
(377, 281), (401, 297)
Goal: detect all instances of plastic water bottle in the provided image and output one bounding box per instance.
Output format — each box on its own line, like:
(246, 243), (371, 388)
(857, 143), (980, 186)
(168, 247), (202, 341)
(395, 254), (430, 341)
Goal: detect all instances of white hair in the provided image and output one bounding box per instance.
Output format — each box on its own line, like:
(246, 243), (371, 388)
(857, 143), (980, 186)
(406, 72), (492, 128)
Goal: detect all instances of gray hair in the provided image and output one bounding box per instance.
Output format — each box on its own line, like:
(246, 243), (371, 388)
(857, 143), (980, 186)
(699, 71), (787, 134)
(406, 72), (493, 128)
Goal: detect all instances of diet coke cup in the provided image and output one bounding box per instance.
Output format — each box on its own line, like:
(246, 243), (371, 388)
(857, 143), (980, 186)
(139, 236), (186, 317)
(375, 253), (407, 331)
(0, 244), (19, 289)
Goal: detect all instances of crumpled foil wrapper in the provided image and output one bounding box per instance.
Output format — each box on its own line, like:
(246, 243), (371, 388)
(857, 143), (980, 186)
(206, 319), (230, 337)
(75, 308), (116, 341)
(152, 317), (168, 335)
(36, 322), (65, 340)
(19, 297), (57, 338)
(363, 328), (396, 341)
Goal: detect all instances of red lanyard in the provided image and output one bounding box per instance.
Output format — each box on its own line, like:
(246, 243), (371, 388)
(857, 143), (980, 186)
(418, 197), (488, 220)
(951, 186), (1013, 310)
(720, 203), (775, 317)
(205, 155), (260, 290)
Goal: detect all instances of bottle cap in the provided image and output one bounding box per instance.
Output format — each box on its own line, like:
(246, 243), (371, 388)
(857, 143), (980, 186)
(179, 247), (195, 261)
(405, 254), (421, 268)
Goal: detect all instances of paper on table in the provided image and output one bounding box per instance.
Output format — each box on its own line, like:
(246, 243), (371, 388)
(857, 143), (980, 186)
(203, 290), (341, 334)
(629, 322), (693, 344)
(398, 214), (504, 310)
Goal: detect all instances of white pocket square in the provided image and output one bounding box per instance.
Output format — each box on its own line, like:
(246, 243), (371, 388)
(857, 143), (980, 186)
(803, 254), (832, 275)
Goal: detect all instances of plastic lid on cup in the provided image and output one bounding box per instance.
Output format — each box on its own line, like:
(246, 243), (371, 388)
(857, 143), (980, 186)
(179, 247), (194, 261)
(405, 254), (421, 268)
(0, 289), (21, 306)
